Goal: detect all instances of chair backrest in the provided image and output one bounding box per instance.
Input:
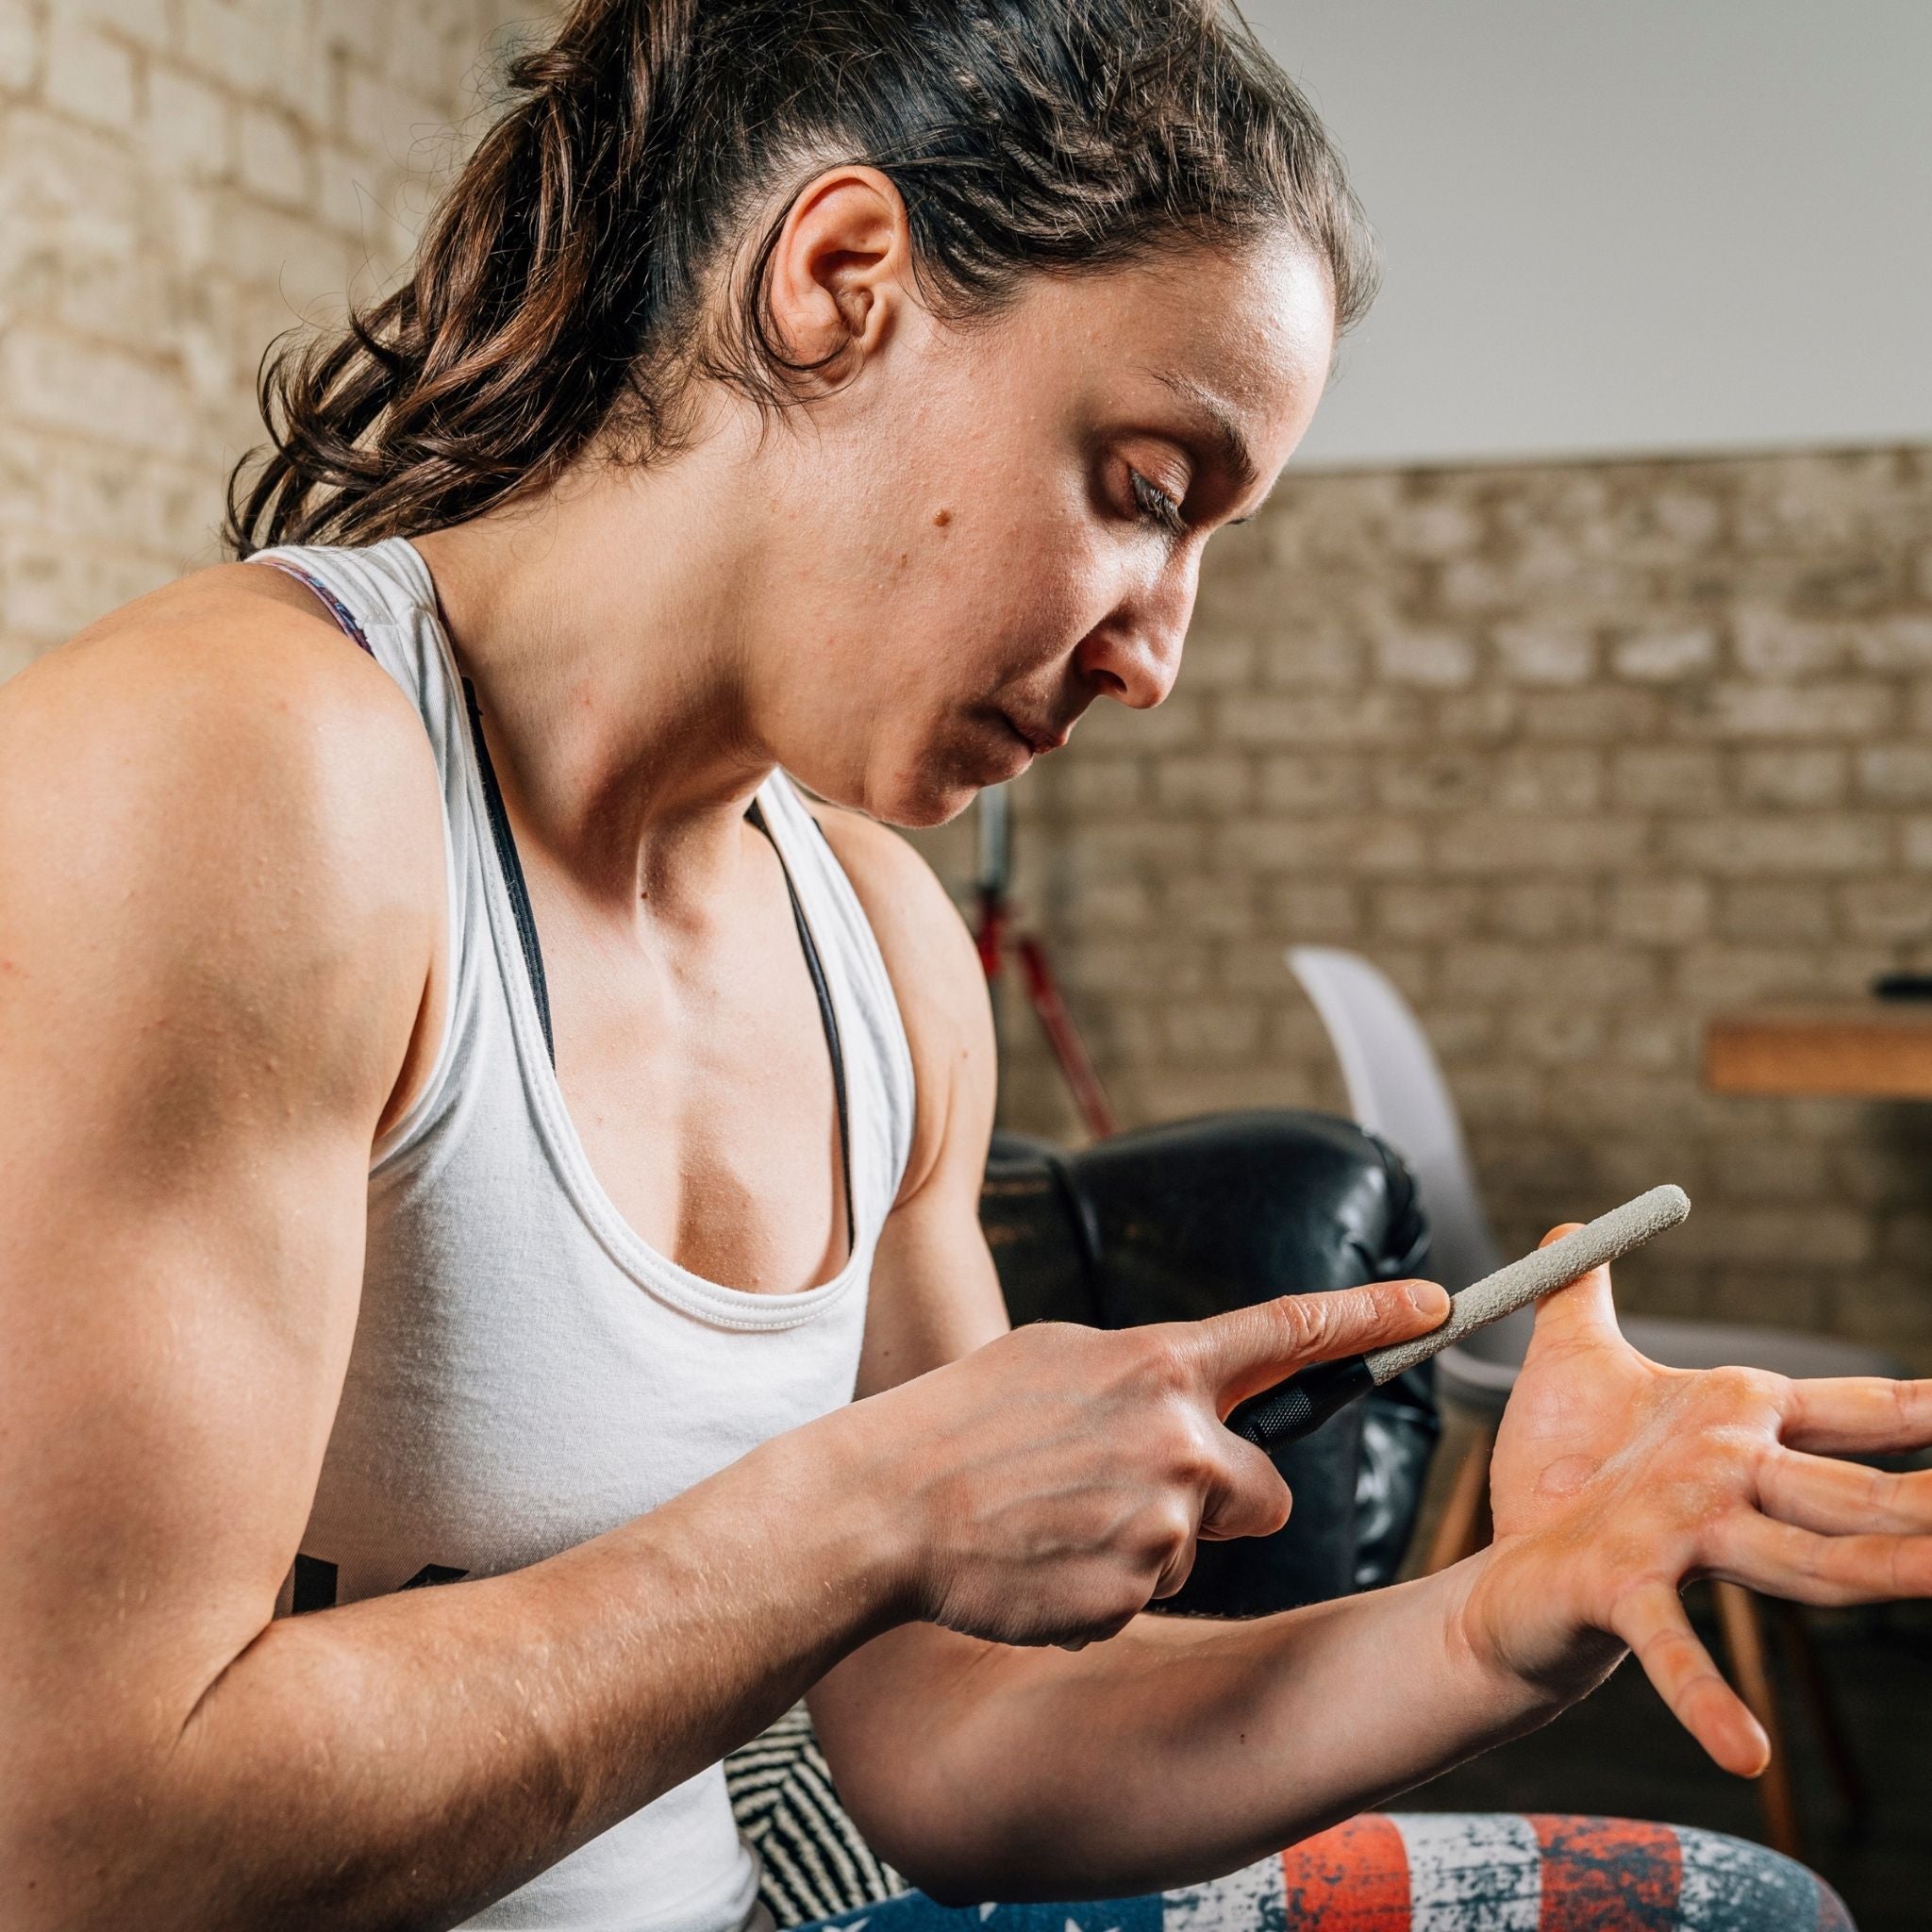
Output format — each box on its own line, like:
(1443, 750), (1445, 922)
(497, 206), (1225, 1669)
(1287, 946), (1505, 1294)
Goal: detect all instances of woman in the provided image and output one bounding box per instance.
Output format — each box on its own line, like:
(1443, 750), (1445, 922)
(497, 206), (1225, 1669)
(1, 2), (1921, 1927)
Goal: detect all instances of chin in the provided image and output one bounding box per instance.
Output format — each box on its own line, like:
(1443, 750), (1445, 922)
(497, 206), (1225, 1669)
(860, 766), (982, 829)
(774, 751), (967, 829)
(890, 785), (981, 829)
(788, 725), (1003, 828)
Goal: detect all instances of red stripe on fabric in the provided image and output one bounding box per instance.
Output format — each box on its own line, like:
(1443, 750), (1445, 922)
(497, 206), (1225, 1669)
(1280, 1814), (1410, 1930)
(1529, 1814), (1681, 1932)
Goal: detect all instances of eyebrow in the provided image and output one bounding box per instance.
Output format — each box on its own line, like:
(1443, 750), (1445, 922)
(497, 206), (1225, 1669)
(1152, 371), (1261, 500)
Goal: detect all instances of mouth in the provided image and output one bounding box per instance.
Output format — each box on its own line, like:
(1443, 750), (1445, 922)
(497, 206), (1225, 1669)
(997, 710), (1071, 758)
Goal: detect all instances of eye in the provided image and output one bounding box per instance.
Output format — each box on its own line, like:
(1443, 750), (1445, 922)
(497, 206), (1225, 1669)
(1129, 469), (1187, 538)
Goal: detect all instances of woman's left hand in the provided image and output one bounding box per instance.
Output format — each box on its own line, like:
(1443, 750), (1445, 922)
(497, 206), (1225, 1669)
(1459, 1229), (1932, 1776)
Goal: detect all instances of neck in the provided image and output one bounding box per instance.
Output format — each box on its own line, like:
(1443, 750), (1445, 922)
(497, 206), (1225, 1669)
(408, 430), (778, 912)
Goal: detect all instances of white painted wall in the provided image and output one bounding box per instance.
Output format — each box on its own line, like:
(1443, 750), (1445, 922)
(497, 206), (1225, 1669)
(1248, 0), (1932, 469)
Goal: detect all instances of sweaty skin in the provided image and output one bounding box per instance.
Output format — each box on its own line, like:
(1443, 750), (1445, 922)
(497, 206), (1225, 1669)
(3, 166), (1931, 1931)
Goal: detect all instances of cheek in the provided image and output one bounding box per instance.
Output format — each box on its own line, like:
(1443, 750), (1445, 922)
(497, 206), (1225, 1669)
(927, 508), (1114, 680)
(805, 414), (1117, 703)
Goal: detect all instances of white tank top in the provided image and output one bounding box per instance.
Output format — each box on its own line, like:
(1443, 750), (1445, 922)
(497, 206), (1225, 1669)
(250, 537), (916, 1932)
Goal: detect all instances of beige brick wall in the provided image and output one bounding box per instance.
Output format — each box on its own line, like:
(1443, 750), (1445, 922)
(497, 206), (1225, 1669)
(963, 448), (1932, 1365)
(0, 0), (539, 675)
(8, 5), (1928, 1364)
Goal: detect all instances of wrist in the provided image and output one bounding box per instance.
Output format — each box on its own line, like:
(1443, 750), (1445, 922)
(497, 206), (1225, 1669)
(1447, 1534), (1625, 1713)
(761, 1399), (927, 1640)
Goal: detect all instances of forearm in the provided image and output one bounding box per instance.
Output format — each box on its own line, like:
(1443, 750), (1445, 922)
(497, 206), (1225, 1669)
(828, 1551), (1617, 1902)
(24, 1425), (901, 1932)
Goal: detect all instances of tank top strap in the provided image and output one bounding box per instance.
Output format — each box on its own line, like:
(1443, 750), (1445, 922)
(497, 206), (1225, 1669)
(247, 538), (491, 1164)
(245, 537), (915, 1226)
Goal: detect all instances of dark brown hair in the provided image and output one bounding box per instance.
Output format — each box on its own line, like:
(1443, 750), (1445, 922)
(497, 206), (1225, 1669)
(225, 0), (1376, 557)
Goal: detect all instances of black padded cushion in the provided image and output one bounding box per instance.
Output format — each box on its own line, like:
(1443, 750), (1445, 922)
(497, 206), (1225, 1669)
(980, 1109), (1433, 1617)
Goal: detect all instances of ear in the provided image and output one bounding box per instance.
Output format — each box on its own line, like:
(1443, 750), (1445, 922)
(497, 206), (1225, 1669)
(763, 165), (912, 379)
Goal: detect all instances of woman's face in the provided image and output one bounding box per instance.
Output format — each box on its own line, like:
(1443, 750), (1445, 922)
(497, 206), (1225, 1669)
(745, 230), (1338, 826)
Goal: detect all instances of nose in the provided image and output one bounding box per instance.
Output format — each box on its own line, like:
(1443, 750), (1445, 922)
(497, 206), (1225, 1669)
(1074, 555), (1196, 710)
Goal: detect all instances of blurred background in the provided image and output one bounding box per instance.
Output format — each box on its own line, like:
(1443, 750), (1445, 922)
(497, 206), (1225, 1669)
(3, 1), (1929, 1920)
(941, 0), (1932, 1383)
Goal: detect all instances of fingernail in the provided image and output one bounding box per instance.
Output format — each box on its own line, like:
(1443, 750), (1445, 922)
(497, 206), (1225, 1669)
(1406, 1281), (1449, 1318)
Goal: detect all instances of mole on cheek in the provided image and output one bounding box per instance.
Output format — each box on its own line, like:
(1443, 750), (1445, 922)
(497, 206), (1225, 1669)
(932, 508), (952, 528)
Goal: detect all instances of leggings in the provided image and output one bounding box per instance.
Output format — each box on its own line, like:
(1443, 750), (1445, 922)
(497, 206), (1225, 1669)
(798, 1814), (1853, 1932)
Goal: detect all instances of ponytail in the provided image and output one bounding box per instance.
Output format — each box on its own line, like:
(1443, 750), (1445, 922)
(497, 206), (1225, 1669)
(226, 0), (1376, 556)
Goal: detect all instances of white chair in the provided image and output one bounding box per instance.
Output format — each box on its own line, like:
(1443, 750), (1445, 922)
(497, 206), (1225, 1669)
(1287, 944), (1900, 1854)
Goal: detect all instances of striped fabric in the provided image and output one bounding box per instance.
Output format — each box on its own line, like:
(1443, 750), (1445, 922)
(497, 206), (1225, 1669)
(726, 1703), (909, 1926)
(795, 1816), (1853, 1932)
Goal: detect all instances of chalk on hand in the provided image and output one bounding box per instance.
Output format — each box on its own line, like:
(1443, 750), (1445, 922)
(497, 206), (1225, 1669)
(1365, 1182), (1691, 1384)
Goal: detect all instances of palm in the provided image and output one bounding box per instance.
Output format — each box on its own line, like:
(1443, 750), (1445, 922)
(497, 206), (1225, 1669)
(1489, 1267), (1663, 1544)
(1466, 1229), (1932, 1778)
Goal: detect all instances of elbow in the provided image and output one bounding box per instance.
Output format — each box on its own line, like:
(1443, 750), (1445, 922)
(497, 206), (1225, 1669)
(835, 1790), (1052, 1910)
(858, 1830), (985, 1911)
(900, 1873), (984, 1912)
(823, 1780), (983, 1907)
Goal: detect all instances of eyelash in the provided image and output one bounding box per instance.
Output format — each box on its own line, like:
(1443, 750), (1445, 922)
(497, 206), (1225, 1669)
(1129, 469), (1187, 538)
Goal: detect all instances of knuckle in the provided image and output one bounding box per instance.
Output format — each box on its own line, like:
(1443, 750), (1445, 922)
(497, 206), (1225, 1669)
(1152, 1541), (1198, 1599)
(1268, 1294), (1328, 1357)
(1890, 1376), (1917, 1437)
(1257, 1467), (1293, 1535)
(1140, 1501), (1196, 1571)
(1158, 1406), (1220, 1486)
(1208, 1446), (1290, 1536)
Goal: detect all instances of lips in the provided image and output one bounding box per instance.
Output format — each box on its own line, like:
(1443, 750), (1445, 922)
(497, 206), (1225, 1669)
(1000, 711), (1071, 757)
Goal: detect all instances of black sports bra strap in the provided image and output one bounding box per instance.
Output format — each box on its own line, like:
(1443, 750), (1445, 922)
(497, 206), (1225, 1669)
(260, 544), (856, 1267)
(462, 675), (557, 1066)
(462, 741), (854, 1261)
(746, 799), (857, 1253)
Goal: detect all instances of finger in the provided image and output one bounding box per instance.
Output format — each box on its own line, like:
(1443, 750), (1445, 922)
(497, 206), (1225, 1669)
(1715, 1510), (1932, 1607)
(1520, 1224), (1624, 1356)
(1198, 1436), (1293, 1542)
(1781, 1375), (1932, 1457)
(1191, 1278), (1450, 1409)
(1614, 1580), (1770, 1778)
(1758, 1449), (1932, 1538)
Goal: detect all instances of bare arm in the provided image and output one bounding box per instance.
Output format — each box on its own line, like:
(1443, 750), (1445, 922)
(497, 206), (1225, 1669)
(807, 822), (1542, 1895)
(807, 822), (1932, 1904)
(27, 637), (1892, 1926)
(5, 597), (1412, 1932)
(0, 584), (908, 1931)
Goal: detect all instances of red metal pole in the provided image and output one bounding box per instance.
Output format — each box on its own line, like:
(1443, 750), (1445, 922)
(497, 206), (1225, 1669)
(1015, 932), (1118, 1141)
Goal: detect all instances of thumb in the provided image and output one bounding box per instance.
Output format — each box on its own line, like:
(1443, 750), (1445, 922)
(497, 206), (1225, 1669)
(1193, 1277), (1450, 1412)
(1524, 1222), (1622, 1354)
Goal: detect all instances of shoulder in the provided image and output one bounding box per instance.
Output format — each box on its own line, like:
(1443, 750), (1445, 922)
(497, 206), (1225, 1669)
(810, 805), (994, 1203)
(810, 807), (981, 997)
(0, 564), (443, 1097)
(0, 562), (441, 858)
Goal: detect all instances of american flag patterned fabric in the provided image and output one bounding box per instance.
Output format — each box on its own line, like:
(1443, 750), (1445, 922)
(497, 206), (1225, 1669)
(797, 1814), (1853, 1932)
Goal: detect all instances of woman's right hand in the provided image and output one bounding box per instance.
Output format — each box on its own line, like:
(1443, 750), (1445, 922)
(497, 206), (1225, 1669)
(839, 1281), (1447, 1648)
